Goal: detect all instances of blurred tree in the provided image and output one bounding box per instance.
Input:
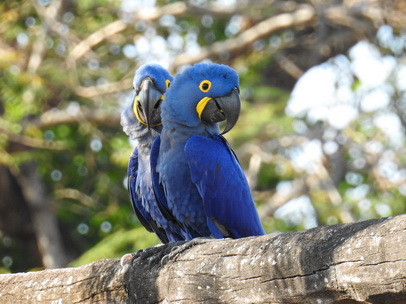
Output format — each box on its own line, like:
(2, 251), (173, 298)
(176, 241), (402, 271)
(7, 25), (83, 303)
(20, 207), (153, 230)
(0, 0), (405, 272)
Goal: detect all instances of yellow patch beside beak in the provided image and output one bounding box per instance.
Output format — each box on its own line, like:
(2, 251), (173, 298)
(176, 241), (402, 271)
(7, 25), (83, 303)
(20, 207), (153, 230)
(196, 96), (212, 119)
(133, 96), (146, 125)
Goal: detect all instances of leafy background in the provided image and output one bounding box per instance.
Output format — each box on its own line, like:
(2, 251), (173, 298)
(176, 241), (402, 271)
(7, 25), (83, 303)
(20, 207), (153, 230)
(0, 0), (405, 272)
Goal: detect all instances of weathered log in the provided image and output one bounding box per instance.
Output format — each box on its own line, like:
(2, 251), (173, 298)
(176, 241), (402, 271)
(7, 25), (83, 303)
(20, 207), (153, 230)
(1, 215), (406, 303)
(0, 258), (126, 303)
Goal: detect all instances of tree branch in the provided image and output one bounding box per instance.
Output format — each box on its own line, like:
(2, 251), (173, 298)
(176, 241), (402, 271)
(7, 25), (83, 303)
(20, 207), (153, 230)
(259, 178), (308, 220)
(32, 0), (80, 45)
(72, 78), (132, 98)
(31, 107), (120, 129)
(169, 4), (317, 71)
(67, 1), (242, 63)
(69, 20), (128, 61)
(1, 215), (406, 303)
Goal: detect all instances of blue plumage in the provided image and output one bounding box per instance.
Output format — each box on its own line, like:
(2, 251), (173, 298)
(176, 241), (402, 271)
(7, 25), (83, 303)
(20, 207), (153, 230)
(185, 135), (265, 238)
(151, 63), (265, 239)
(121, 64), (185, 243)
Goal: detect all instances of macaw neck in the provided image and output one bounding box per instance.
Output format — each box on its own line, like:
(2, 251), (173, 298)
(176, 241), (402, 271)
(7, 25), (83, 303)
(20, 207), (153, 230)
(123, 119), (160, 146)
(137, 128), (159, 152)
(161, 102), (220, 144)
(160, 118), (220, 145)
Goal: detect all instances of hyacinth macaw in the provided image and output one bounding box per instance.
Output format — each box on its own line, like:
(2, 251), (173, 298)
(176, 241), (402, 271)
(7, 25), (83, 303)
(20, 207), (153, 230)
(151, 63), (265, 240)
(121, 64), (185, 243)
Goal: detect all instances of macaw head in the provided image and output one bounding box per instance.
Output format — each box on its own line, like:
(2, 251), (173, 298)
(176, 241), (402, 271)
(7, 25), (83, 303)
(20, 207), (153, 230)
(121, 64), (172, 137)
(163, 63), (240, 135)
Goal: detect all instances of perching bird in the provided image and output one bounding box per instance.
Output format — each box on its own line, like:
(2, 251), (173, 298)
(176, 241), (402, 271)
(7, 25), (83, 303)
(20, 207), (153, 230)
(151, 63), (265, 239)
(121, 64), (186, 243)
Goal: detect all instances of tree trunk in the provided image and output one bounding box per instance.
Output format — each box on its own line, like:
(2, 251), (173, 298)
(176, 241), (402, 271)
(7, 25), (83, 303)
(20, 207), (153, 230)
(0, 165), (43, 271)
(18, 162), (69, 268)
(1, 214), (406, 303)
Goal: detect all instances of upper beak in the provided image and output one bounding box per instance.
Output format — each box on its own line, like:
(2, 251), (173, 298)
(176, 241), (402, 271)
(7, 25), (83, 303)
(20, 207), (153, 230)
(198, 87), (240, 135)
(134, 78), (163, 128)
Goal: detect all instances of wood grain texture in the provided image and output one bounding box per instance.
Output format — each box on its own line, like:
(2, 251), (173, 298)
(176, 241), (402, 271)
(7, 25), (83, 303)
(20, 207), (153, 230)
(1, 215), (406, 303)
(0, 259), (127, 303)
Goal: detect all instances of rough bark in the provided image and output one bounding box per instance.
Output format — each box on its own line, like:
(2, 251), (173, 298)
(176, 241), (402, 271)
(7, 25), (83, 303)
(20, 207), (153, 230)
(1, 214), (406, 303)
(0, 258), (125, 303)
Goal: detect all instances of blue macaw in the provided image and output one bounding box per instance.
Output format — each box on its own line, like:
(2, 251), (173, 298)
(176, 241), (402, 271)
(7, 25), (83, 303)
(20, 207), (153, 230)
(121, 64), (186, 243)
(151, 63), (265, 239)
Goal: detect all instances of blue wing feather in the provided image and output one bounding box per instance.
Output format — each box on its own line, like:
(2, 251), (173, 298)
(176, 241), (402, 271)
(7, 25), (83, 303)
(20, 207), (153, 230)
(185, 135), (265, 238)
(127, 148), (169, 243)
(127, 148), (151, 230)
(150, 137), (190, 240)
(150, 136), (173, 221)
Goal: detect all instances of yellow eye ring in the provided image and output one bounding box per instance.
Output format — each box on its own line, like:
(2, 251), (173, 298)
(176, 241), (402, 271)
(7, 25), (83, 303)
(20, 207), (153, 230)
(165, 79), (171, 90)
(199, 80), (212, 92)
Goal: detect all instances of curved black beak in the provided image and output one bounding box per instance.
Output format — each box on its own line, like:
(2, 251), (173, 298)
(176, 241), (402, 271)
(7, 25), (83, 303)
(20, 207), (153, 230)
(135, 77), (163, 128)
(200, 87), (240, 134)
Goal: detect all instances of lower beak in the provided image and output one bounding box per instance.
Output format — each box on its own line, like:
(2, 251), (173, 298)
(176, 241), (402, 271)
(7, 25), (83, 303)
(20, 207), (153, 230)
(198, 87), (240, 135)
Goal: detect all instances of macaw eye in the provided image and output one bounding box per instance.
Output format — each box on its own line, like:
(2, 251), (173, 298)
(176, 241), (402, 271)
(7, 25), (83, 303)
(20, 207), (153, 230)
(165, 79), (171, 90)
(199, 80), (212, 92)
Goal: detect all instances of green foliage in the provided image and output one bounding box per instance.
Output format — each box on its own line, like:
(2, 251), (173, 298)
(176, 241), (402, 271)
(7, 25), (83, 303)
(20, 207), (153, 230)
(70, 227), (160, 267)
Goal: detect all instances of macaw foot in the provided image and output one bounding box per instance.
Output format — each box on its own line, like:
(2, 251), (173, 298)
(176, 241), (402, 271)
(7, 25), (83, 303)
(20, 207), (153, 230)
(120, 243), (165, 267)
(120, 249), (150, 267)
(161, 237), (218, 265)
(120, 253), (134, 267)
